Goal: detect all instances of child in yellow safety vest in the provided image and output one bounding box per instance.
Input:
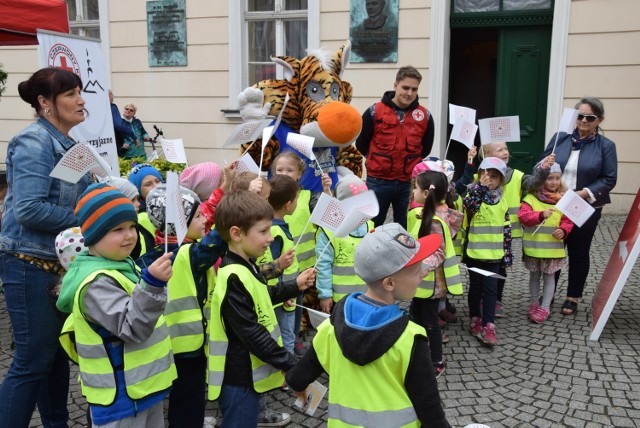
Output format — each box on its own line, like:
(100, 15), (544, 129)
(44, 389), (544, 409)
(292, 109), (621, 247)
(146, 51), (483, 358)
(285, 223), (450, 427)
(463, 157), (510, 347)
(518, 162), (574, 324)
(409, 169), (462, 377)
(57, 183), (176, 427)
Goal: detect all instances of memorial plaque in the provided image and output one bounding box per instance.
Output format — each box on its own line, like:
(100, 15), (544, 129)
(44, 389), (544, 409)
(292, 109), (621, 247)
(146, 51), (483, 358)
(349, 0), (399, 63)
(147, 0), (187, 67)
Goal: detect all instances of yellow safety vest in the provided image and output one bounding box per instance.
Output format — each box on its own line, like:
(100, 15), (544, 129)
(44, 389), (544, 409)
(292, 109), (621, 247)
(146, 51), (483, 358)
(138, 230), (147, 256)
(285, 189), (317, 270)
(452, 194), (464, 256)
(138, 211), (156, 236)
(313, 318), (424, 427)
(207, 264), (285, 400)
(165, 243), (216, 354)
(59, 269), (176, 405)
(320, 221), (373, 302)
(521, 194), (566, 258)
(257, 223), (299, 312)
(406, 207), (421, 237)
(503, 169), (524, 238)
(464, 197), (509, 261)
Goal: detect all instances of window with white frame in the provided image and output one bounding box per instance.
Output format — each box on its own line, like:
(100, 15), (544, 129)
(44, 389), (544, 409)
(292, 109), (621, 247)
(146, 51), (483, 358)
(227, 0), (319, 112)
(67, 0), (101, 39)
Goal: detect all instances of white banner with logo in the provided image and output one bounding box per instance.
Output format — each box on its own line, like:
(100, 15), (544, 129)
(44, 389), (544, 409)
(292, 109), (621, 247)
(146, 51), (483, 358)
(37, 30), (119, 175)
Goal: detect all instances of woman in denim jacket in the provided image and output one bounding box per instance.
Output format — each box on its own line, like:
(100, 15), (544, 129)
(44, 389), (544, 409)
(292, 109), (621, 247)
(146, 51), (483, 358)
(0, 68), (93, 427)
(539, 96), (617, 316)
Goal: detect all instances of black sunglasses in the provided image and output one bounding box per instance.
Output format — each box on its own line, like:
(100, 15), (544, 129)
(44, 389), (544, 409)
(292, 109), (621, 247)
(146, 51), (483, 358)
(577, 114), (598, 123)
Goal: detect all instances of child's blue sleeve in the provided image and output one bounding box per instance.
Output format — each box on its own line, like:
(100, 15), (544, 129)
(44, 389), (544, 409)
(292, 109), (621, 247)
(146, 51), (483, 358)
(315, 229), (334, 300)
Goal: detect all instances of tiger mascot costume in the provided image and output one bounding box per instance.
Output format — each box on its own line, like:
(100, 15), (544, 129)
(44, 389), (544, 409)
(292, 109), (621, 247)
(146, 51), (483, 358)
(238, 41), (364, 335)
(238, 40), (363, 189)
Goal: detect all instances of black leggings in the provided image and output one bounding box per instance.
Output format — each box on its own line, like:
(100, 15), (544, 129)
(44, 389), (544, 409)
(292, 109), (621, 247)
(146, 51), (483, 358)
(409, 297), (442, 363)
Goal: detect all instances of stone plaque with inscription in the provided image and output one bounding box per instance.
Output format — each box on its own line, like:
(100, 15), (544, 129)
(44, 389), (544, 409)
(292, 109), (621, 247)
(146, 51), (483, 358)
(349, 0), (399, 63)
(147, 0), (187, 67)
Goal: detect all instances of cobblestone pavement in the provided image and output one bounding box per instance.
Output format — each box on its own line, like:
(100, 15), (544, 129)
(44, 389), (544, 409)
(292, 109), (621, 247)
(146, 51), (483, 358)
(1, 215), (639, 427)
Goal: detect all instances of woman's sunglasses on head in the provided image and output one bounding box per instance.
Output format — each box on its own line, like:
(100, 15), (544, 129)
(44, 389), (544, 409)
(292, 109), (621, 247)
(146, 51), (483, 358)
(577, 114), (598, 123)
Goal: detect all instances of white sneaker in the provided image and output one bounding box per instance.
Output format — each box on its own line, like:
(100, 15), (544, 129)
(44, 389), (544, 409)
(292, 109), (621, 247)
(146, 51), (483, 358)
(203, 416), (217, 428)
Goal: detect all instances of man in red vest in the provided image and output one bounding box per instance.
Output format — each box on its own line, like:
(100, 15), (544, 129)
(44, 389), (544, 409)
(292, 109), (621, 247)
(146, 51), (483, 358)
(356, 66), (435, 229)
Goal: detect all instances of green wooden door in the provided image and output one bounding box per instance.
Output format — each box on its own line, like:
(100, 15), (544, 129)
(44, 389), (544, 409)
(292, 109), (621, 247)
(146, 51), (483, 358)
(495, 27), (551, 174)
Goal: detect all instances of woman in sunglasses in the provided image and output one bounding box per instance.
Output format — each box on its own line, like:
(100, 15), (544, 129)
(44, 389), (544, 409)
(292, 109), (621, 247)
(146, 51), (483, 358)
(539, 96), (617, 316)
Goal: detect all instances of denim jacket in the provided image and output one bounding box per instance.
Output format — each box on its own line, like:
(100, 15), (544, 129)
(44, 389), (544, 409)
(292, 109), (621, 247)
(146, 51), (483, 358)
(0, 117), (93, 259)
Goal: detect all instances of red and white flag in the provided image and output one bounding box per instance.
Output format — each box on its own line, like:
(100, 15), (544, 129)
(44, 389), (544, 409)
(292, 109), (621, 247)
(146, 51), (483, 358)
(160, 138), (188, 164)
(223, 119), (273, 148)
(450, 119), (478, 149)
(310, 193), (346, 232)
(286, 133), (316, 161)
(448, 103), (476, 126)
(50, 143), (111, 183)
(236, 152), (260, 174)
(555, 189), (595, 228)
(478, 116), (520, 144)
(165, 172), (188, 246)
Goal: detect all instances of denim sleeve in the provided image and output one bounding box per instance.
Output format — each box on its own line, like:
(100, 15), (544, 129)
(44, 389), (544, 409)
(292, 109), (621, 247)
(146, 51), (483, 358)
(9, 133), (80, 231)
(315, 229), (334, 300)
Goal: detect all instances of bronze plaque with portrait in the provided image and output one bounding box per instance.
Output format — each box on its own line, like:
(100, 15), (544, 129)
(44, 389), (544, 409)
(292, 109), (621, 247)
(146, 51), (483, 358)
(349, 0), (399, 63)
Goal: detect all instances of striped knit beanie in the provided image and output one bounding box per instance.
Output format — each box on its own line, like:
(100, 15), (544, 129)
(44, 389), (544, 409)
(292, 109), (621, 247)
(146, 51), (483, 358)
(75, 183), (138, 246)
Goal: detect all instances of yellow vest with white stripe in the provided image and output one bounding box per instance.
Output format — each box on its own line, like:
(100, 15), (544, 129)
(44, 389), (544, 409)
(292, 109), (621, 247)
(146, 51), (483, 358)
(406, 207), (421, 237)
(138, 211), (156, 236)
(465, 197), (509, 261)
(452, 194), (464, 256)
(165, 243), (216, 354)
(257, 223), (299, 312)
(320, 221), (373, 302)
(408, 214), (463, 299)
(138, 230), (147, 256)
(313, 317), (423, 427)
(60, 270), (176, 405)
(521, 194), (566, 258)
(207, 264), (285, 400)
(503, 169), (524, 238)
(285, 189), (316, 270)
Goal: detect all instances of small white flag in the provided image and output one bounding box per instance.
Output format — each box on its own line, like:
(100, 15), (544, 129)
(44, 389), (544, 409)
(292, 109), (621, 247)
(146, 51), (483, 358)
(450, 119), (478, 149)
(558, 108), (579, 134)
(293, 379), (328, 416)
(460, 264), (507, 279)
(310, 193), (346, 232)
(555, 189), (595, 228)
(165, 172), (188, 245)
(449, 103), (476, 126)
(478, 116), (520, 144)
(160, 138), (188, 164)
(286, 133), (316, 161)
(50, 143), (111, 183)
(223, 119), (273, 148)
(236, 152), (260, 174)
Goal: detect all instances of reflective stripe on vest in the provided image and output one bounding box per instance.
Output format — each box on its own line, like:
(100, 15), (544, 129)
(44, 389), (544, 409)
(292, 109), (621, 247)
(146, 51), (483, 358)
(313, 317), (423, 428)
(207, 264), (284, 400)
(285, 189), (317, 270)
(465, 197), (509, 260)
(521, 194), (566, 258)
(408, 215), (463, 299)
(164, 244), (215, 354)
(61, 269), (176, 405)
(323, 222), (372, 302)
(257, 224), (299, 312)
(503, 169), (524, 238)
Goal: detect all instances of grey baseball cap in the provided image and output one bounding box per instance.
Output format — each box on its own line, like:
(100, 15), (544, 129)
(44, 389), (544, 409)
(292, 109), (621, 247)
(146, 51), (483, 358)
(354, 223), (442, 284)
(478, 157), (508, 177)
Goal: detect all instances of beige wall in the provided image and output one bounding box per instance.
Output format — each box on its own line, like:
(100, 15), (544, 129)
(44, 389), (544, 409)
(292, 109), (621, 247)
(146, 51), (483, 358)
(0, 0), (637, 213)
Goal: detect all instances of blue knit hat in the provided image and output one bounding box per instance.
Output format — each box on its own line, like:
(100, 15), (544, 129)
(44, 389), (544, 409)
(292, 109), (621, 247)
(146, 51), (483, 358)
(75, 183), (138, 246)
(127, 163), (163, 194)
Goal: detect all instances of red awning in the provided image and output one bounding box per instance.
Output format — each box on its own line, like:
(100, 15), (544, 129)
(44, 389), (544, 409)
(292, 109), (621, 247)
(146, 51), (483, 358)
(0, 0), (69, 46)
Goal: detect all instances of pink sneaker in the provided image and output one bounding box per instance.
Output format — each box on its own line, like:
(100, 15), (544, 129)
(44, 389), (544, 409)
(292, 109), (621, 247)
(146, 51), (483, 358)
(479, 323), (497, 346)
(528, 303), (540, 319)
(531, 306), (550, 324)
(469, 317), (482, 336)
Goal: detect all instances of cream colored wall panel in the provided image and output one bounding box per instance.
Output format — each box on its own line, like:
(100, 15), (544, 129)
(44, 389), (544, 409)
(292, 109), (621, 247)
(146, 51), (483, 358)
(570, 0), (639, 34)
(567, 32), (640, 66)
(112, 71), (227, 97)
(321, 0), (347, 12)
(398, 8), (429, 39)
(609, 131), (640, 163)
(0, 95), (36, 120)
(187, 1), (227, 18)
(320, 12), (349, 40)
(615, 162), (639, 196)
(110, 45), (228, 72)
(398, 38), (429, 67)
(108, 1), (146, 22)
(110, 22), (149, 47)
(607, 194), (634, 215)
(0, 47), (39, 73)
(187, 18), (227, 45)
(564, 66), (640, 98)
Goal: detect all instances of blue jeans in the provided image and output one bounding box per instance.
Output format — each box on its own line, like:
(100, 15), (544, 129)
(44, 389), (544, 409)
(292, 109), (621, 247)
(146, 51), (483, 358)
(467, 259), (499, 326)
(366, 176), (411, 229)
(219, 384), (260, 428)
(275, 305), (295, 354)
(0, 253), (70, 427)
